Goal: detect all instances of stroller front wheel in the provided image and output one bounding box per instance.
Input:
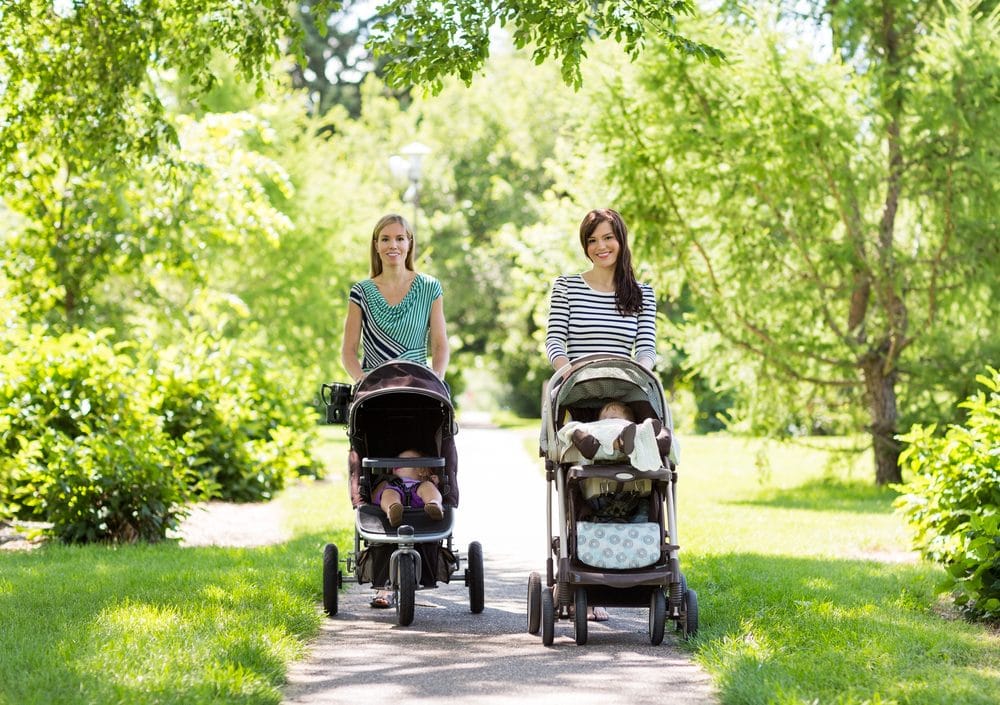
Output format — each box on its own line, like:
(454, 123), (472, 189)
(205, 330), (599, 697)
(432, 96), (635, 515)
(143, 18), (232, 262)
(649, 588), (666, 645)
(466, 541), (485, 614)
(396, 554), (416, 626)
(574, 588), (588, 646)
(541, 586), (555, 646)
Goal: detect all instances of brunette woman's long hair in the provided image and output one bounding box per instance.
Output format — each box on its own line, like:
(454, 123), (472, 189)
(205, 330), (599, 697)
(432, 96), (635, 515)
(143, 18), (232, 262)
(579, 208), (643, 316)
(369, 214), (415, 277)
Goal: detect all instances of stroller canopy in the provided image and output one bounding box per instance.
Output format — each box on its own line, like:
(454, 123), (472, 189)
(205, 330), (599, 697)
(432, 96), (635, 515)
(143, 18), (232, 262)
(541, 355), (672, 459)
(349, 360), (455, 460)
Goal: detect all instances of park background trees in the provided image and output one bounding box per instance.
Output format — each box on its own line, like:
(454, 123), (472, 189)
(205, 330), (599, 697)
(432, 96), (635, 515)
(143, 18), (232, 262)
(1, 0), (997, 547)
(582, 1), (1000, 483)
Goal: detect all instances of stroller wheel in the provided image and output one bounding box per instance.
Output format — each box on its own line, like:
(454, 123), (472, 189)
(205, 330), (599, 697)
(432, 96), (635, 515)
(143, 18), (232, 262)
(322, 544), (340, 617)
(574, 588), (588, 646)
(467, 541), (485, 614)
(649, 589), (666, 645)
(396, 554), (416, 627)
(541, 585), (555, 646)
(527, 572), (542, 634)
(681, 588), (699, 639)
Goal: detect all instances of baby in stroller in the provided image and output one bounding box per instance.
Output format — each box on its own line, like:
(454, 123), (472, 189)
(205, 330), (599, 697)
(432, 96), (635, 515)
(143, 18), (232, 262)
(373, 449), (446, 527)
(558, 401), (673, 472)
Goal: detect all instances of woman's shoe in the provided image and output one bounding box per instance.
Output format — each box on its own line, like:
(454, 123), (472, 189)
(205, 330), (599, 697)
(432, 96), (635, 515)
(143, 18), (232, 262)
(370, 590), (394, 609)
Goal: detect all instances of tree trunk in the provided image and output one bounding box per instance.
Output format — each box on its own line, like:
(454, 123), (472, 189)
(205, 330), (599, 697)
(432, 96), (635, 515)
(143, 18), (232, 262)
(861, 355), (902, 485)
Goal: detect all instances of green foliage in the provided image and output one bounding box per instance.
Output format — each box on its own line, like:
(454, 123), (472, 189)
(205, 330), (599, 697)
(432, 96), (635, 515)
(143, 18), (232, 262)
(369, 0), (723, 92)
(150, 336), (321, 503)
(2, 109), (296, 328)
(896, 367), (1000, 620)
(584, 2), (1000, 480)
(0, 329), (191, 542)
(0, 0), (326, 176)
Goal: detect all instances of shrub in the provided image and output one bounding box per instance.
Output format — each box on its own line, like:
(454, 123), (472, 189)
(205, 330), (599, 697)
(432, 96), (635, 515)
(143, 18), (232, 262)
(150, 335), (320, 502)
(896, 367), (1000, 620)
(0, 329), (191, 542)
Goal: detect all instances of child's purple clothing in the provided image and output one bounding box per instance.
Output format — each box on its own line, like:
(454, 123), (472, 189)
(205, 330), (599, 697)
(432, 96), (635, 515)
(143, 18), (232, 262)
(375, 476), (426, 508)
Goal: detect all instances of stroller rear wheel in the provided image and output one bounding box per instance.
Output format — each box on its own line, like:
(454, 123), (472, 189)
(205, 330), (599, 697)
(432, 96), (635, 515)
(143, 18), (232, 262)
(527, 572), (542, 634)
(574, 588), (588, 646)
(681, 587), (699, 639)
(396, 553), (416, 626)
(649, 588), (666, 645)
(322, 544), (340, 617)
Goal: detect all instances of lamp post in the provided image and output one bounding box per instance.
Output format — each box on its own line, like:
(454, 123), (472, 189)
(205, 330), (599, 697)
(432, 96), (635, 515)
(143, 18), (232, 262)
(389, 141), (431, 236)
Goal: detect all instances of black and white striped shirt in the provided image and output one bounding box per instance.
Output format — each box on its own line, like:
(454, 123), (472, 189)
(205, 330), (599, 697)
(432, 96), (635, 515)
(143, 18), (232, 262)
(545, 274), (657, 368)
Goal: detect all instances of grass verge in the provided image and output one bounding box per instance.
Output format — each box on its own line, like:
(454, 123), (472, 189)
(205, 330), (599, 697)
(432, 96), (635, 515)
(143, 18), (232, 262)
(1, 425), (998, 704)
(675, 434), (1000, 705)
(0, 429), (353, 705)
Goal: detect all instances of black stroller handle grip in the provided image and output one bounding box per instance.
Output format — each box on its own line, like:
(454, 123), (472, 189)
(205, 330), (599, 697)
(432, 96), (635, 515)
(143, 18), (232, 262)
(362, 456), (446, 469)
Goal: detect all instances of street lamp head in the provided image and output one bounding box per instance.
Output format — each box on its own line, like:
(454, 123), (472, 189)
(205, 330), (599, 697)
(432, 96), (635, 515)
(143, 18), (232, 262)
(400, 141), (431, 181)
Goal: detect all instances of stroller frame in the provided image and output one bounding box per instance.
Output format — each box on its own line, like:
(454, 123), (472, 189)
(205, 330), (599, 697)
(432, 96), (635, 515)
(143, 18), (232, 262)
(529, 354), (698, 645)
(321, 360), (484, 626)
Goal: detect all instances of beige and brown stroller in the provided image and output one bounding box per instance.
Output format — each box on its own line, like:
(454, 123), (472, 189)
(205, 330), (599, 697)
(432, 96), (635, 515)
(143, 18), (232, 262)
(528, 354), (698, 645)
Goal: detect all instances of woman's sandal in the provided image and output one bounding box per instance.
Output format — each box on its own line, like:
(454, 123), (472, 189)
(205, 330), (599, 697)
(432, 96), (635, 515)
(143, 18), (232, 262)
(370, 591), (395, 609)
(589, 606), (610, 622)
(566, 604), (610, 621)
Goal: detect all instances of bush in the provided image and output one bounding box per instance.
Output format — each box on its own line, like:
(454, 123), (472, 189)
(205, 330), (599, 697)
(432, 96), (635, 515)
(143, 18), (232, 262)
(150, 335), (320, 502)
(0, 329), (192, 542)
(896, 367), (1000, 620)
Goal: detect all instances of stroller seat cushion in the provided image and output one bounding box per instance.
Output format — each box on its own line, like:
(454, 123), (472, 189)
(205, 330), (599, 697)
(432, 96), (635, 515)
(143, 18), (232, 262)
(576, 521), (661, 569)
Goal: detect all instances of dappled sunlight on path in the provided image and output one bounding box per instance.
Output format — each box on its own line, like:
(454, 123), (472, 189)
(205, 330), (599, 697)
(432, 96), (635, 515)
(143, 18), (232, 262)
(281, 423), (718, 705)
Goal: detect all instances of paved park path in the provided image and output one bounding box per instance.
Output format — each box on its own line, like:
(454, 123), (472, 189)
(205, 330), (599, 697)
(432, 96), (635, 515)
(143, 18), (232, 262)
(282, 416), (719, 705)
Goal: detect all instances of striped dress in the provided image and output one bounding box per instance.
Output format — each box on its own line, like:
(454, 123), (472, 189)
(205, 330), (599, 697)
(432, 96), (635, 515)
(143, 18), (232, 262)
(545, 274), (657, 369)
(349, 273), (443, 371)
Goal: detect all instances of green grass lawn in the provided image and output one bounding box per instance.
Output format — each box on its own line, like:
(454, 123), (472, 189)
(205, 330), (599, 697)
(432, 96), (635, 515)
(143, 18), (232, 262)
(0, 432), (354, 705)
(1, 425), (998, 704)
(675, 434), (1000, 705)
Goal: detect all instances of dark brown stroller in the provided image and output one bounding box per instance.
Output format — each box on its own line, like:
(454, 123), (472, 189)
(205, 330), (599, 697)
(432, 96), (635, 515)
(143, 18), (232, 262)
(322, 360), (484, 626)
(528, 354), (698, 645)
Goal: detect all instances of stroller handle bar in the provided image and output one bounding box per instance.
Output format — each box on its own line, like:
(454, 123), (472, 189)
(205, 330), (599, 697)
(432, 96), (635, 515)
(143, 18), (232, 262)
(362, 457), (447, 469)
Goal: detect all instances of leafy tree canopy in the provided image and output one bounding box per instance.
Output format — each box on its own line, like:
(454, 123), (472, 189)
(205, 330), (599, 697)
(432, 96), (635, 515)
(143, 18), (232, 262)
(586, 1), (1000, 482)
(368, 0), (724, 92)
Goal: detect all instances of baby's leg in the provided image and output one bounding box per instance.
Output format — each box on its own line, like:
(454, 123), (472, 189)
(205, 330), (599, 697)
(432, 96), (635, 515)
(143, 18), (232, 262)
(615, 422), (637, 455)
(375, 481), (404, 527)
(417, 481), (444, 520)
(571, 427), (602, 459)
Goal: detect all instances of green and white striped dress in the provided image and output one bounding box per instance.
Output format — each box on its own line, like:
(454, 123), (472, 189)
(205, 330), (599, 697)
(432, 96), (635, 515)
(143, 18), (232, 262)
(349, 273), (443, 371)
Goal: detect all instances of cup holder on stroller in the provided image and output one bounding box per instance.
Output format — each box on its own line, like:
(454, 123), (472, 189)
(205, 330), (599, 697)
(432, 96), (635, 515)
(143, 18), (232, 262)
(321, 382), (353, 424)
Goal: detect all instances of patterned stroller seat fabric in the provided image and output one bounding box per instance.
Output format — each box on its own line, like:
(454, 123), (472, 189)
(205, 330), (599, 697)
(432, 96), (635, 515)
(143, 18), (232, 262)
(576, 522), (662, 569)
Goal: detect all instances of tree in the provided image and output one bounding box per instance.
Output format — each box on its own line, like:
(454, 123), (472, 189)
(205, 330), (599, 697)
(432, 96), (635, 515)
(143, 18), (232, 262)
(588, 1), (1000, 483)
(367, 0), (724, 91)
(0, 0), (334, 323)
(289, 0), (408, 117)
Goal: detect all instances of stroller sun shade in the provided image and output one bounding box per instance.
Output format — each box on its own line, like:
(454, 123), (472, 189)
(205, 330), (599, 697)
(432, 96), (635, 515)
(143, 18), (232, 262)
(541, 355), (671, 459)
(348, 360), (455, 460)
